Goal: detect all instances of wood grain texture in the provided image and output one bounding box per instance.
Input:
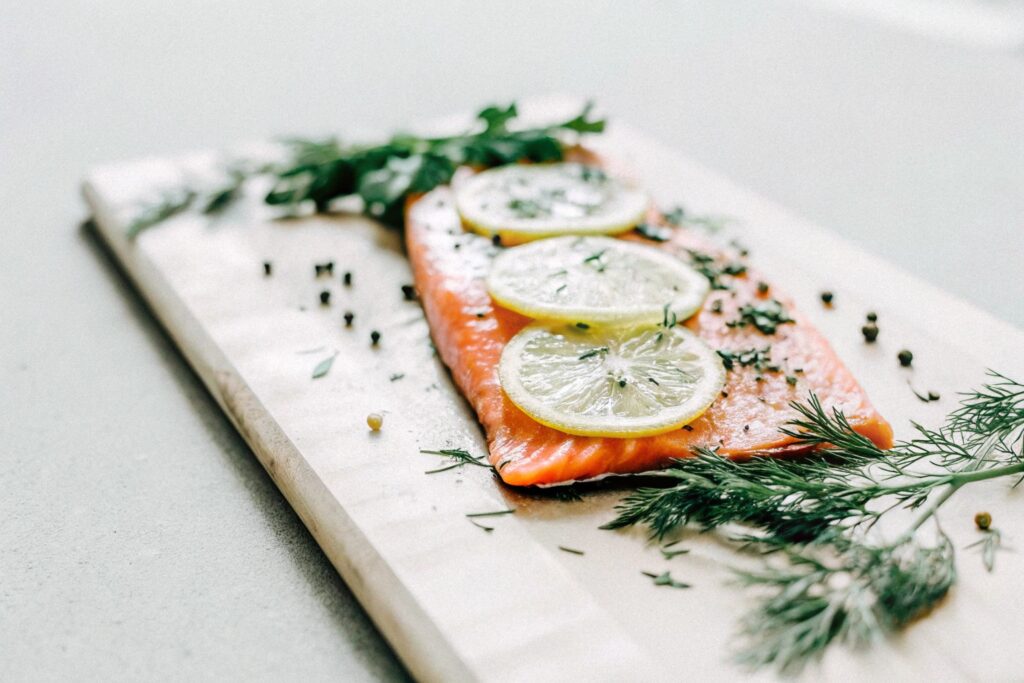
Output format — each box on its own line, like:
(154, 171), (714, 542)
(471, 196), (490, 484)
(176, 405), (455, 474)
(83, 99), (1024, 682)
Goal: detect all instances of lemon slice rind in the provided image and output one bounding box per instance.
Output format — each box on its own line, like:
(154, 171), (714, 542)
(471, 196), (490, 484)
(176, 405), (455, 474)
(455, 163), (648, 243)
(487, 236), (710, 325)
(498, 322), (726, 438)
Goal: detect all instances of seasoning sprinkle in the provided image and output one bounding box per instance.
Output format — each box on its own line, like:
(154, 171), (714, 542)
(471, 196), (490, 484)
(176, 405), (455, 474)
(661, 542), (690, 560)
(861, 323), (879, 343)
(757, 281), (769, 295)
(866, 312), (878, 322)
(262, 261), (273, 276)
(641, 570), (690, 589)
(975, 512), (992, 530)
(898, 349), (913, 367)
(370, 330), (381, 346)
(311, 351), (338, 379)
(465, 509), (516, 518)
(820, 291), (834, 306)
(491, 234), (502, 247)
(343, 311), (354, 327)
(343, 271), (352, 286)
(558, 546), (585, 556)
(319, 290), (331, 305)
(401, 284), (416, 301)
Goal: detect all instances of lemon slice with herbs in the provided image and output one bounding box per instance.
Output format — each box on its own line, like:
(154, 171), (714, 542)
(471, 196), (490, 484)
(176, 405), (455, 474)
(487, 236), (709, 325)
(499, 322), (725, 438)
(455, 162), (648, 243)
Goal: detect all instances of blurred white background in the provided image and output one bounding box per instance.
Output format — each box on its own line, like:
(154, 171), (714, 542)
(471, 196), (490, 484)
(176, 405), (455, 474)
(1, 2), (1022, 680)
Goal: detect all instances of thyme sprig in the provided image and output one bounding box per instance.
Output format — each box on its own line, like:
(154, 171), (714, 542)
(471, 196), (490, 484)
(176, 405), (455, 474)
(603, 371), (1024, 672)
(128, 102), (605, 236)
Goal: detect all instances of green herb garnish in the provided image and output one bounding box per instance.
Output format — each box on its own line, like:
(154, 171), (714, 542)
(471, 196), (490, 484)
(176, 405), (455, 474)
(127, 102), (605, 236)
(726, 300), (794, 335)
(421, 448), (492, 474)
(642, 570), (691, 589)
(578, 347), (609, 361)
(603, 371), (1024, 673)
(311, 351), (338, 379)
(716, 346), (777, 374)
(465, 509), (516, 518)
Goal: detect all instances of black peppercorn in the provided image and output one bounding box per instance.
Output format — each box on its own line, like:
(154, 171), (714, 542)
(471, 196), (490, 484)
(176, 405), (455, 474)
(370, 330), (381, 346)
(319, 290), (331, 305)
(343, 271), (352, 286)
(401, 284), (416, 301)
(820, 291), (834, 305)
(897, 349), (913, 367)
(866, 312), (878, 322)
(263, 261), (272, 276)
(343, 312), (354, 327)
(862, 323), (879, 343)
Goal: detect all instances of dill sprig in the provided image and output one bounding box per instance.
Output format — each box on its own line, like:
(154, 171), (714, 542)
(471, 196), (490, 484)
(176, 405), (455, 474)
(420, 448), (492, 474)
(127, 102), (605, 236)
(603, 371), (1024, 673)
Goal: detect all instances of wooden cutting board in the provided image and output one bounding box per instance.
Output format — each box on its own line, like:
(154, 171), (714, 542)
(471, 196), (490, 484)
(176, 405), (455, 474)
(83, 98), (1024, 682)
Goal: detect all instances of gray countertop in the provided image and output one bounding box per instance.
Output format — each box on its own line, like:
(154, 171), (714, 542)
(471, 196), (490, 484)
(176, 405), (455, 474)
(2, 1), (1021, 680)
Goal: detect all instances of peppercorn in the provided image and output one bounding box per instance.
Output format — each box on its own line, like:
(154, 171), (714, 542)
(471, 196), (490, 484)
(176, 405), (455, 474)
(262, 261), (272, 276)
(757, 281), (769, 295)
(370, 330), (381, 346)
(401, 284), (416, 301)
(367, 413), (384, 432)
(319, 290), (331, 305)
(820, 291), (834, 305)
(862, 323), (879, 343)
(897, 349), (913, 367)
(491, 234), (502, 247)
(343, 271), (352, 286)
(975, 512), (992, 530)
(343, 312), (354, 327)
(866, 312), (878, 322)
(710, 300), (723, 314)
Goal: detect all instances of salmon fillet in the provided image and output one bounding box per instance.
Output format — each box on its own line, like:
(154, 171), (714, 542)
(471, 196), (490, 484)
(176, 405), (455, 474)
(406, 175), (893, 487)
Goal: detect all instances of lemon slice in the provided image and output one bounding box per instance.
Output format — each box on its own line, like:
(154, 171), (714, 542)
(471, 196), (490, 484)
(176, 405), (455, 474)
(499, 322), (725, 438)
(487, 236), (709, 325)
(455, 163), (647, 243)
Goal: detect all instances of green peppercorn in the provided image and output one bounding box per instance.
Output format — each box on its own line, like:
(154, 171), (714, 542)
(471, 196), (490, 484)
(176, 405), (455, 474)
(975, 512), (992, 530)
(898, 349), (913, 367)
(862, 323), (879, 343)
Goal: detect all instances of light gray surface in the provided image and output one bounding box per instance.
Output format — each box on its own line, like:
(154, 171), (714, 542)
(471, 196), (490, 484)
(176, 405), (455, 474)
(1, 1), (1021, 681)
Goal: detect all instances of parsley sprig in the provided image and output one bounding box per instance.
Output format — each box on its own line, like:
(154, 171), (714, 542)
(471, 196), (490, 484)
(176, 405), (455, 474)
(603, 371), (1024, 672)
(127, 102), (605, 236)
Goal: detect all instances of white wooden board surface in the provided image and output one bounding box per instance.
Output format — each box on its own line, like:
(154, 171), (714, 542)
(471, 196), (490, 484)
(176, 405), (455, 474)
(83, 99), (1024, 682)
